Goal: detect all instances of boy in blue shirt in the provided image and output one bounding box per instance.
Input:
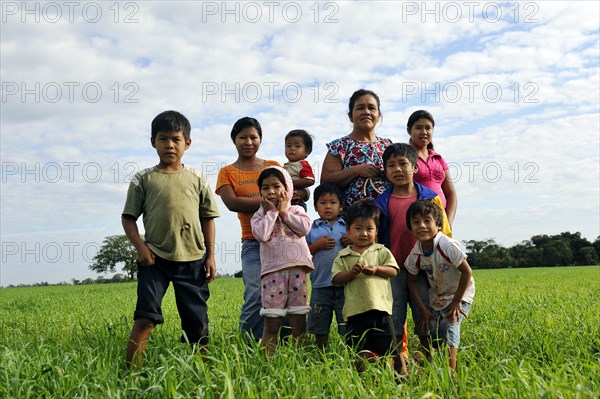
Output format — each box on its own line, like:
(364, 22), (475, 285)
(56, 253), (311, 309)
(375, 143), (451, 362)
(306, 183), (350, 349)
(122, 110), (220, 368)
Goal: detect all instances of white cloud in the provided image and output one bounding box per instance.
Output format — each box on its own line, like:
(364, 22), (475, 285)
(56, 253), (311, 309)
(1, 1), (598, 286)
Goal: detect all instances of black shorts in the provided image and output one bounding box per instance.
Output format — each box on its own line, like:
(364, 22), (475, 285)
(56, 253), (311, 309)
(345, 310), (399, 356)
(135, 255), (210, 344)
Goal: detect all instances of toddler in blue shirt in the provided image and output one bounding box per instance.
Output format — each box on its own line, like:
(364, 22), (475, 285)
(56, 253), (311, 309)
(306, 183), (350, 349)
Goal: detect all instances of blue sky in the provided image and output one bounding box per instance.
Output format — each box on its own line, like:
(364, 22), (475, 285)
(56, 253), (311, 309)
(1, 1), (599, 286)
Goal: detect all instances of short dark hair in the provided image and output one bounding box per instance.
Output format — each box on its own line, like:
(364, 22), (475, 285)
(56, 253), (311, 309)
(406, 200), (443, 231)
(382, 143), (418, 168)
(151, 110), (191, 140)
(285, 129), (313, 154)
(313, 182), (344, 208)
(345, 199), (380, 229)
(257, 167), (286, 190)
(230, 117), (262, 142)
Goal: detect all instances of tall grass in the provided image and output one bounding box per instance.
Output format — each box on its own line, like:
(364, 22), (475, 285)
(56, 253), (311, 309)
(1, 266), (599, 398)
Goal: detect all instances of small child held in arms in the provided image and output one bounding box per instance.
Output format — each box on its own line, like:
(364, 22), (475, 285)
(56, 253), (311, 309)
(405, 200), (475, 370)
(306, 183), (351, 349)
(283, 129), (315, 211)
(122, 110), (220, 368)
(332, 200), (407, 377)
(251, 166), (314, 356)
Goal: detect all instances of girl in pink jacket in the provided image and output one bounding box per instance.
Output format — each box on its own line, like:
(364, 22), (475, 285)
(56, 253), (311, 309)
(251, 166), (314, 355)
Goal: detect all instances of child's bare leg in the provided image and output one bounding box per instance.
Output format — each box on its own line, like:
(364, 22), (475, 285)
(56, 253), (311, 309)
(356, 350), (376, 372)
(391, 333), (408, 378)
(315, 334), (329, 350)
(418, 335), (432, 362)
(449, 347), (458, 370)
(126, 317), (154, 369)
(288, 314), (307, 341)
(393, 353), (408, 377)
(262, 317), (282, 356)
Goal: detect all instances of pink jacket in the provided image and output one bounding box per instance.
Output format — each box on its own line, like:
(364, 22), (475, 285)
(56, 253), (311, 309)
(251, 166), (314, 276)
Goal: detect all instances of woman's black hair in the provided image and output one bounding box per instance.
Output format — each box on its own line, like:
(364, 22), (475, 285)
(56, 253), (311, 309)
(347, 89), (381, 121)
(230, 116), (262, 142)
(407, 110), (435, 150)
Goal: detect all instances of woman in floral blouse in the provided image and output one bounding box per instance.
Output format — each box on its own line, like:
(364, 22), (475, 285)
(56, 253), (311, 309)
(320, 89), (392, 208)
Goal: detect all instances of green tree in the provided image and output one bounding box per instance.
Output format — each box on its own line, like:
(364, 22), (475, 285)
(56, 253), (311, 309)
(531, 234), (551, 248)
(464, 239), (512, 269)
(463, 239), (489, 269)
(510, 240), (531, 267)
(559, 232), (592, 265)
(541, 239), (572, 266)
(479, 241), (512, 269)
(577, 247), (599, 265)
(89, 235), (139, 280)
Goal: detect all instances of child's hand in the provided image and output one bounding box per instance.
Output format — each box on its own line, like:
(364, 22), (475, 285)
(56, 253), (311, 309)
(361, 265), (378, 276)
(204, 255), (217, 283)
(137, 245), (155, 267)
(315, 236), (336, 251)
(261, 196), (277, 212)
(351, 262), (363, 275)
(277, 190), (289, 214)
(447, 301), (466, 323)
(341, 234), (352, 247)
(419, 308), (433, 332)
(291, 189), (304, 204)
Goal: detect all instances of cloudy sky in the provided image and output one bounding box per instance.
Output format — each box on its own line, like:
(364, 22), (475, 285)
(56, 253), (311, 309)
(1, 1), (598, 286)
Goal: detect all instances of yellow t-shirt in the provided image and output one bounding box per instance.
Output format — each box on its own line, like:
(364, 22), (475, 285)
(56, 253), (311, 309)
(122, 166), (220, 262)
(332, 243), (399, 320)
(215, 160), (280, 241)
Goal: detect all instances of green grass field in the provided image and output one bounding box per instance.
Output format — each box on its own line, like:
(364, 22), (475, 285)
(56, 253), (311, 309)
(1, 266), (599, 398)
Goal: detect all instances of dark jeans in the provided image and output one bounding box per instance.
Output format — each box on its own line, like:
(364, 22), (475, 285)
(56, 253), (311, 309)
(135, 255), (210, 344)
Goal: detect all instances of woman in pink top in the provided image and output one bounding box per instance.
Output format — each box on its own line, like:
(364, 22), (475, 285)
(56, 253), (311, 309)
(407, 110), (457, 225)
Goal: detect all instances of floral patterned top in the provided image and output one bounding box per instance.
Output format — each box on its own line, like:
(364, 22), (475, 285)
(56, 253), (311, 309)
(326, 135), (392, 207)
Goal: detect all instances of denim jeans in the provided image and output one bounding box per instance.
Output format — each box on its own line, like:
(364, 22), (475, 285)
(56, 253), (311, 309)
(430, 301), (471, 348)
(390, 268), (431, 336)
(307, 286), (346, 335)
(240, 239), (263, 339)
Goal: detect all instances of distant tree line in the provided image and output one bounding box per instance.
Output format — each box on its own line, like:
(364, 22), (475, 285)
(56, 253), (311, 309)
(88, 231), (598, 275)
(3, 231), (597, 288)
(3, 274), (132, 288)
(464, 232), (599, 269)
